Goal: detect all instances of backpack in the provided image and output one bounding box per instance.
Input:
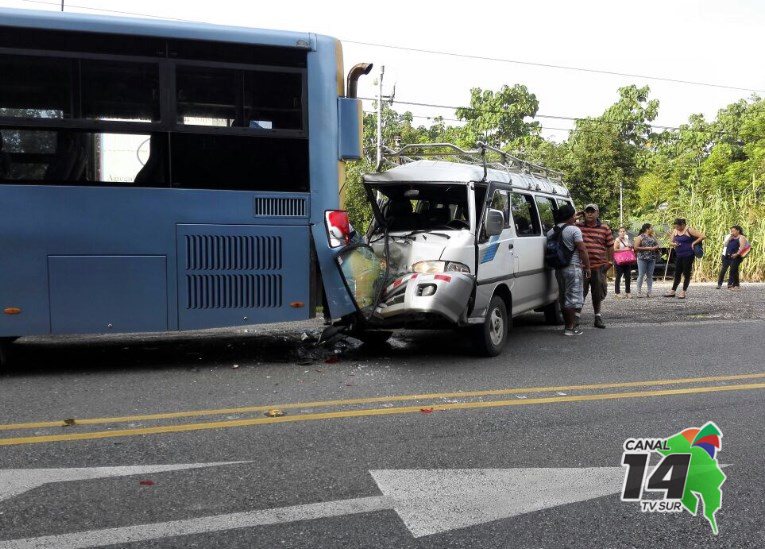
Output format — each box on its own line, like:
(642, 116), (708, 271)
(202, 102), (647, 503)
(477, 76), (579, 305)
(545, 225), (575, 269)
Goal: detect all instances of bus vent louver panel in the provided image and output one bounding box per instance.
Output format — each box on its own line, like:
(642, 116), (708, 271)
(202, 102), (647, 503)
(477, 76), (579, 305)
(186, 274), (283, 309)
(183, 235), (283, 309)
(185, 236), (283, 271)
(253, 197), (307, 217)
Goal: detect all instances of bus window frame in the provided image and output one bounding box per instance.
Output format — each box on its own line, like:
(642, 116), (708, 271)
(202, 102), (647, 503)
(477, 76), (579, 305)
(0, 46), (308, 139)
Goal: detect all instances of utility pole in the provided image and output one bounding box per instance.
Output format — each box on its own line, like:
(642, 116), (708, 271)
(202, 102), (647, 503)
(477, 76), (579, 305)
(61, 1), (65, 11)
(376, 65), (385, 168)
(619, 181), (624, 226)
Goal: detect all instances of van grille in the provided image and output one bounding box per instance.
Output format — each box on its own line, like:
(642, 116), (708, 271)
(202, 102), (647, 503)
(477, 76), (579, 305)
(254, 197), (307, 217)
(186, 274), (282, 309)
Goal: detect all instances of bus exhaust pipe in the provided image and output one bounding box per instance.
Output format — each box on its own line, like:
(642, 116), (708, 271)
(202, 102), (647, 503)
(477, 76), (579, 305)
(346, 63), (373, 98)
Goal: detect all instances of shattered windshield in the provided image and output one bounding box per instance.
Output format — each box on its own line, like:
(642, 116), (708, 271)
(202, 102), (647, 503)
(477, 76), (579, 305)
(368, 184), (476, 234)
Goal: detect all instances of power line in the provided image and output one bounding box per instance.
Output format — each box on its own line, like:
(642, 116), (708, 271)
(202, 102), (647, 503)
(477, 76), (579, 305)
(20, 0), (765, 94)
(359, 96), (689, 132)
(363, 111), (658, 138)
(345, 39), (765, 95)
(20, 0), (194, 21)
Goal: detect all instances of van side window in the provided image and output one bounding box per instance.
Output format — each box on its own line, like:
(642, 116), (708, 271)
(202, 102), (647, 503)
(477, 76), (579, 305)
(510, 193), (541, 236)
(535, 196), (558, 233)
(489, 190), (511, 228)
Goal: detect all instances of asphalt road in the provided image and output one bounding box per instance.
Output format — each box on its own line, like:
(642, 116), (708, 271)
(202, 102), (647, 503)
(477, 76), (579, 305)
(0, 285), (763, 548)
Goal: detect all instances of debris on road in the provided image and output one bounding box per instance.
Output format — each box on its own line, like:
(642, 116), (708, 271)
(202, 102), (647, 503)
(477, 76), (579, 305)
(139, 480), (155, 486)
(265, 409), (285, 418)
(420, 407), (434, 414)
(62, 418), (76, 427)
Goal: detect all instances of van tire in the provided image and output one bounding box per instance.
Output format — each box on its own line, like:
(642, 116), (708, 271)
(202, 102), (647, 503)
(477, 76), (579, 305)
(472, 296), (508, 357)
(542, 300), (564, 325)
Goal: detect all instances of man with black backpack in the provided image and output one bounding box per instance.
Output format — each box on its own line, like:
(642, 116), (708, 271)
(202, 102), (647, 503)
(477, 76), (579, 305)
(546, 204), (591, 336)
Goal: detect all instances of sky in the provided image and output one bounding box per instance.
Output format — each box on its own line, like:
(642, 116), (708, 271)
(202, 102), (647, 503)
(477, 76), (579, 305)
(2, 0), (764, 141)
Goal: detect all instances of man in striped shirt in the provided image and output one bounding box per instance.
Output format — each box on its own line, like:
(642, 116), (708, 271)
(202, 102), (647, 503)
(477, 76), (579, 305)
(576, 203), (614, 328)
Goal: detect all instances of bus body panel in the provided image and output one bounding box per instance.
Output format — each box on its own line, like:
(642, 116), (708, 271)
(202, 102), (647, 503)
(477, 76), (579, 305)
(307, 34), (357, 319)
(0, 187), (312, 337)
(0, 11), (364, 337)
(0, 8), (314, 51)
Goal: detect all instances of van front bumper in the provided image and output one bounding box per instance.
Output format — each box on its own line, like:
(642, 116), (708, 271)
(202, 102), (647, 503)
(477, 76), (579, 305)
(372, 272), (474, 325)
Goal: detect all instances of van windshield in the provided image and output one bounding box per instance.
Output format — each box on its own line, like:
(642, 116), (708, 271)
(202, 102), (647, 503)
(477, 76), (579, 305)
(368, 183), (476, 233)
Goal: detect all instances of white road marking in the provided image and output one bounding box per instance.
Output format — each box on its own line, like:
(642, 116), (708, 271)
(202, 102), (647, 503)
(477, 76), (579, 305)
(0, 467), (626, 547)
(0, 462), (247, 503)
(0, 496), (392, 549)
(371, 467), (626, 537)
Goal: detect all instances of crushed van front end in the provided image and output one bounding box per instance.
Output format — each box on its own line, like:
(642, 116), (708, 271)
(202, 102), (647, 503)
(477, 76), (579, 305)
(372, 271), (474, 325)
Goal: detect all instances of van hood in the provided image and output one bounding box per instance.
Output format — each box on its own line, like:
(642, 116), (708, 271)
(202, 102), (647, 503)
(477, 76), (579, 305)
(369, 230), (473, 273)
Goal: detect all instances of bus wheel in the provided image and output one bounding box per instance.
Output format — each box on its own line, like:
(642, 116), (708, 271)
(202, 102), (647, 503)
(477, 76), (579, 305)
(0, 338), (17, 369)
(542, 300), (564, 325)
(472, 295), (508, 357)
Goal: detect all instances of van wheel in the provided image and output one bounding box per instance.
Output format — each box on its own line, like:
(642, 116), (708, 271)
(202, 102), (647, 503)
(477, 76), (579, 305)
(542, 300), (564, 325)
(472, 296), (508, 357)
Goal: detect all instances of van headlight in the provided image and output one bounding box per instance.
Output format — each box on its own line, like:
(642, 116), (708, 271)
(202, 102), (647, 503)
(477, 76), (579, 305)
(412, 261), (470, 274)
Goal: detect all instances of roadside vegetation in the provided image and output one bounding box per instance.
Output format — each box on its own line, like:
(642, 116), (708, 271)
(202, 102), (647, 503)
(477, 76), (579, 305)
(344, 84), (764, 281)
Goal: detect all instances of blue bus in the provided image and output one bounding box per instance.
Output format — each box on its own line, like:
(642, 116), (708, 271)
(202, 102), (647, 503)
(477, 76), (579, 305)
(0, 8), (370, 359)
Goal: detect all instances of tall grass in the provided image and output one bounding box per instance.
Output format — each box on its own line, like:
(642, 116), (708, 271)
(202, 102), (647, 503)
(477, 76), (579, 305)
(632, 180), (765, 282)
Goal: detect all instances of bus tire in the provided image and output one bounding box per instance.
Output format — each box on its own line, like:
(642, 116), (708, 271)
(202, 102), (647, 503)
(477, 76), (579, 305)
(0, 338), (17, 369)
(542, 300), (564, 325)
(471, 295), (508, 357)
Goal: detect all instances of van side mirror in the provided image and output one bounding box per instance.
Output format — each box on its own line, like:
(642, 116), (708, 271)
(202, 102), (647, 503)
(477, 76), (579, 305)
(485, 208), (504, 237)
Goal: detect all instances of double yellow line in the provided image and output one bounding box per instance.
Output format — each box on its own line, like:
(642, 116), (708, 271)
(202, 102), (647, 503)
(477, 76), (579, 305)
(2, 372), (764, 447)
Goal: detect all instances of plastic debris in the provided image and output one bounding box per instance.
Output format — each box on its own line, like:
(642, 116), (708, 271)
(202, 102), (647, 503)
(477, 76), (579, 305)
(232, 364), (239, 369)
(62, 418), (76, 427)
(301, 332), (318, 343)
(265, 409), (286, 418)
(139, 480), (155, 486)
(420, 407), (434, 414)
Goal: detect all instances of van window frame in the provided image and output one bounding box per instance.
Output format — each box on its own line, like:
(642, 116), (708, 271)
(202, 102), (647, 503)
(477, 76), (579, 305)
(509, 191), (542, 237)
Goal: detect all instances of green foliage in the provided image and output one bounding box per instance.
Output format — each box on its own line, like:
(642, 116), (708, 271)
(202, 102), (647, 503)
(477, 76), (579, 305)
(341, 85), (764, 280)
(456, 84), (540, 147)
(560, 85), (660, 217)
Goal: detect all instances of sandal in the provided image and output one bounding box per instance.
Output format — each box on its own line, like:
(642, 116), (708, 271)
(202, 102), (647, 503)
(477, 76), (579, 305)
(678, 292), (686, 299)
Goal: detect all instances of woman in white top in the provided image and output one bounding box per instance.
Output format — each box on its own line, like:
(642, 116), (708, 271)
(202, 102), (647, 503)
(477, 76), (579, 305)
(613, 226), (633, 297)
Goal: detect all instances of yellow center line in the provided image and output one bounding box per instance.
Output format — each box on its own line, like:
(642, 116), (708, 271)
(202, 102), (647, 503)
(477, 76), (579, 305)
(2, 371), (765, 431)
(1, 381), (764, 447)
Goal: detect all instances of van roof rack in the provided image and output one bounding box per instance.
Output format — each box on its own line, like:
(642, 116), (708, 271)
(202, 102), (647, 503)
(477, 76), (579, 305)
(378, 142), (565, 182)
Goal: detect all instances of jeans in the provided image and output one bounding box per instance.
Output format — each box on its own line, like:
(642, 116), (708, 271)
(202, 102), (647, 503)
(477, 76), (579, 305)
(615, 263), (632, 294)
(718, 256), (742, 287)
(672, 255), (694, 292)
(637, 258), (656, 293)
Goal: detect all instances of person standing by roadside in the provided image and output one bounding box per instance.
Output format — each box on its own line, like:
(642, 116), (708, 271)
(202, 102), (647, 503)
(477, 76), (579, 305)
(576, 204), (614, 328)
(548, 204), (591, 336)
(613, 226), (633, 298)
(664, 218), (705, 299)
(717, 225), (749, 290)
(633, 223), (661, 297)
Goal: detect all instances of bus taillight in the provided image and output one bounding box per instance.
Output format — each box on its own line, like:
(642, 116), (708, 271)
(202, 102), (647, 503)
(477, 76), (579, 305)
(325, 210), (352, 247)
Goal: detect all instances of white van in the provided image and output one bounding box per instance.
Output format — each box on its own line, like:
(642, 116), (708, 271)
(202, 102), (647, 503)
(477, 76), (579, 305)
(333, 146), (574, 356)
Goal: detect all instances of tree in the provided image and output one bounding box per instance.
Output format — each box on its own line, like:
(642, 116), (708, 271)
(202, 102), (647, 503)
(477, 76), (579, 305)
(561, 85), (659, 218)
(455, 84), (540, 147)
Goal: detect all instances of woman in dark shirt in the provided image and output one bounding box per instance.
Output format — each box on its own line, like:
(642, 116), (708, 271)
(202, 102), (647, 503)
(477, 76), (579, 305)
(664, 218), (705, 299)
(717, 225), (748, 290)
